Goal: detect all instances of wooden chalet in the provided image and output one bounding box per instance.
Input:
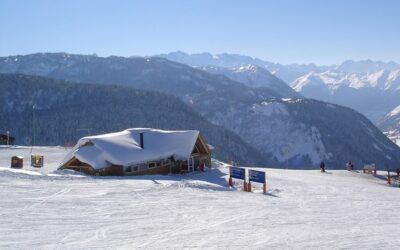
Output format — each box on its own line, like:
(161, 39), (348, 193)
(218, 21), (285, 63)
(59, 128), (211, 176)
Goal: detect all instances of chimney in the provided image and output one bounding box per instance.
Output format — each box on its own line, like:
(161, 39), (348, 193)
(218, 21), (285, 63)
(139, 132), (144, 149)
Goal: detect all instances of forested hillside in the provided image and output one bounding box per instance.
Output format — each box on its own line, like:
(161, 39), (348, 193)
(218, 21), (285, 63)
(0, 74), (269, 165)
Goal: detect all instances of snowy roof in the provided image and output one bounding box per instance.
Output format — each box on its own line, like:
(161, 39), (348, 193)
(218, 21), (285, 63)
(61, 128), (201, 170)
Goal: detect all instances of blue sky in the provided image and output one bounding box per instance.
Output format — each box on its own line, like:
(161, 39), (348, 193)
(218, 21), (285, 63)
(1, 0), (399, 65)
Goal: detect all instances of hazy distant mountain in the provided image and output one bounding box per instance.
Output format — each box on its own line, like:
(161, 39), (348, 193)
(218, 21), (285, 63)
(0, 73), (268, 165)
(198, 64), (301, 98)
(335, 60), (400, 74)
(1, 53), (399, 168)
(158, 51), (400, 83)
(157, 51), (333, 83)
(378, 105), (400, 146)
(156, 51), (274, 69)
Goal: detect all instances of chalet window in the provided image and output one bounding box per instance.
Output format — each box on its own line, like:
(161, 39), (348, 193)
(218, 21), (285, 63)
(139, 163), (147, 170)
(133, 166), (138, 171)
(156, 161), (161, 167)
(148, 162), (156, 168)
(126, 166), (132, 173)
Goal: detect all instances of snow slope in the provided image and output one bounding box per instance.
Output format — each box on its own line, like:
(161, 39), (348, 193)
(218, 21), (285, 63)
(379, 105), (400, 147)
(1, 146), (400, 249)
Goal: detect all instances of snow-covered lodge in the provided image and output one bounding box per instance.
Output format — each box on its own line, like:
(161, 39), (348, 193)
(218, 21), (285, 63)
(59, 128), (212, 176)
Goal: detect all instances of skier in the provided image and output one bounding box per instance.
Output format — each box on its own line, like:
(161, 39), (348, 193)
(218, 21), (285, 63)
(350, 161), (354, 170)
(320, 161), (326, 172)
(346, 161), (353, 171)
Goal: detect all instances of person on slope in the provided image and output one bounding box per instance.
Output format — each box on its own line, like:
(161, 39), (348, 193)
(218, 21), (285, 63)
(320, 161), (326, 172)
(346, 161), (354, 171)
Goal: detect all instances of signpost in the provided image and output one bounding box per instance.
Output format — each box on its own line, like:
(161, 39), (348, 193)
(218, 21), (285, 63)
(229, 166), (247, 191)
(228, 167), (268, 194)
(248, 169), (267, 193)
(230, 166), (245, 180)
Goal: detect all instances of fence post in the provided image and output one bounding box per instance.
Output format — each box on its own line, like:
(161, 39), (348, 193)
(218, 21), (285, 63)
(228, 177), (233, 187)
(388, 171), (391, 184)
(247, 181), (252, 192)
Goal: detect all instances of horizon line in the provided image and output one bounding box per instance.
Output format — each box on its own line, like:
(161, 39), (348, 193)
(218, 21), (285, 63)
(1, 50), (399, 68)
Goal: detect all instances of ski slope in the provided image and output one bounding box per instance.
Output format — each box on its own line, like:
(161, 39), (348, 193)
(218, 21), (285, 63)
(1, 146), (400, 249)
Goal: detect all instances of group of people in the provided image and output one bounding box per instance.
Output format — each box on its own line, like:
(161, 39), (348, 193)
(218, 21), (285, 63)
(319, 161), (354, 172)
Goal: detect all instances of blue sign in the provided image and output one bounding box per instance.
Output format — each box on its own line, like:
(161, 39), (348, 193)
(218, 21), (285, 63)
(230, 166), (245, 180)
(249, 169), (266, 183)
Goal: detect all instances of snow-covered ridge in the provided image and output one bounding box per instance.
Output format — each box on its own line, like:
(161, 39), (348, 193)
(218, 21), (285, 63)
(292, 69), (400, 92)
(387, 104), (400, 117)
(198, 64), (300, 98)
(234, 64), (259, 73)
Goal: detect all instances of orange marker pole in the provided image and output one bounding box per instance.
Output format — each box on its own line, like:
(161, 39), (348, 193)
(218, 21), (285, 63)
(263, 182), (267, 194)
(229, 177), (233, 187)
(243, 181), (248, 192)
(247, 181), (252, 192)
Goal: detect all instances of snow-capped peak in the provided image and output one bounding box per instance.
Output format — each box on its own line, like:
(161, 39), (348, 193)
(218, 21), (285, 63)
(234, 64), (259, 73)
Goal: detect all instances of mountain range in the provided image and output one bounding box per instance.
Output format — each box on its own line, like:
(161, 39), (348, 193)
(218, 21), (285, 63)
(197, 64), (300, 98)
(1, 53), (399, 168)
(159, 51), (400, 144)
(291, 69), (400, 123)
